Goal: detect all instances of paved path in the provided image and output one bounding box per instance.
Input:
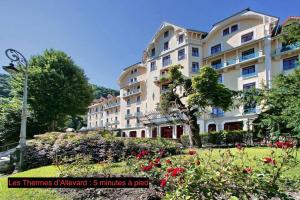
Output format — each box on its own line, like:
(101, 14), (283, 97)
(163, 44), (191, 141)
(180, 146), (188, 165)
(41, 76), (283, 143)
(0, 148), (16, 159)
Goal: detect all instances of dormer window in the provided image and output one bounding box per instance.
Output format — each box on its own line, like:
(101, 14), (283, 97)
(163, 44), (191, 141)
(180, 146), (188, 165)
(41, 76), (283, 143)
(178, 34), (184, 44)
(164, 41), (169, 51)
(223, 28), (230, 36)
(151, 48), (155, 57)
(164, 31), (169, 38)
(211, 44), (221, 55)
(231, 24), (238, 32)
(241, 32), (254, 43)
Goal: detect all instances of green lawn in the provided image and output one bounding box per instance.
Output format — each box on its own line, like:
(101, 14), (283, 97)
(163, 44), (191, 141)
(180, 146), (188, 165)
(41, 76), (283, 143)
(0, 147), (299, 200)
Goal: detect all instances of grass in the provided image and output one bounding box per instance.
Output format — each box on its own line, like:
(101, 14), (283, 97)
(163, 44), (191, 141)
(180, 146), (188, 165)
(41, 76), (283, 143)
(0, 147), (299, 200)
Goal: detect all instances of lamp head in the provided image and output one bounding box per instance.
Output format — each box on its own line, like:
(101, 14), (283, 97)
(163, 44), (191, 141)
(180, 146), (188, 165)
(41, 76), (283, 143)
(2, 63), (19, 74)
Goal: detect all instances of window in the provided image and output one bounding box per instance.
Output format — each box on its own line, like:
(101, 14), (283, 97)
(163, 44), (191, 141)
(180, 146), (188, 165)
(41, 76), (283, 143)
(211, 59), (222, 69)
(134, 69), (137, 73)
(178, 34), (184, 44)
(242, 65), (256, 77)
(241, 32), (253, 43)
(137, 107), (140, 113)
(211, 44), (221, 55)
(218, 74), (223, 83)
(178, 49), (185, 60)
(192, 47), (199, 57)
(137, 96), (141, 103)
(164, 31), (169, 38)
(223, 27), (230, 36)
(150, 61), (156, 71)
(151, 48), (155, 57)
(241, 48), (255, 61)
(161, 84), (169, 92)
(212, 107), (224, 117)
(162, 55), (171, 67)
(243, 82), (255, 90)
(283, 56), (299, 70)
(127, 109), (130, 114)
(127, 119), (130, 125)
(231, 24), (238, 32)
(192, 62), (199, 73)
(127, 99), (130, 106)
(164, 41), (169, 51)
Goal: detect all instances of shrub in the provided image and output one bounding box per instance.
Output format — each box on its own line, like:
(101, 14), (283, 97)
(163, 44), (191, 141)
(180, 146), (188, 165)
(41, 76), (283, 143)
(180, 134), (190, 147)
(23, 131), (182, 170)
(200, 130), (247, 146)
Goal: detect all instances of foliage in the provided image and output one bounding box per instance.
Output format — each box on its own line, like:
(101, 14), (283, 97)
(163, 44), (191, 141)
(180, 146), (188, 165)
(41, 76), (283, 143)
(10, 49), (94, 132)
(23, 131), (181, 170)
(54, 154), (95, 177)
(202, 130), (246, 145)
(159, 65), (235, 147)
(91, 84), (119, 99)
(128, 144), (299, 199)
(180, 135), (190, 148)
(279, 22), (300, 45)
(242, 68), (300, 144)
(0, 74), (11, 98)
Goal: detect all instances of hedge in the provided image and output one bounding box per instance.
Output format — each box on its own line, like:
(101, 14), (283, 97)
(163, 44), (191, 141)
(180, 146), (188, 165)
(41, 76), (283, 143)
(23, 131), (182, 170)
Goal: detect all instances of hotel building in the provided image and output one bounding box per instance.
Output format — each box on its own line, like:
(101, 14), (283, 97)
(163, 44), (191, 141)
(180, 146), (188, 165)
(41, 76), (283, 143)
(87, 8), (300, 139)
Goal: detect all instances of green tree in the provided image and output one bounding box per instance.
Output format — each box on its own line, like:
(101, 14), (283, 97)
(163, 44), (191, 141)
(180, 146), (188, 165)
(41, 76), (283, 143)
(0, 74), (11, 98)
(279, 22), (300, 45)
(159, 65), (235, 147)
(10, 49), (94, 131)
(91, 84), (119, 99)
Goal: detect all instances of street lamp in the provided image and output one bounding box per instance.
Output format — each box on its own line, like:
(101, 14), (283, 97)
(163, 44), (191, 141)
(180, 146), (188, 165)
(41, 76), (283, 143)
(2, 49), (28, 171)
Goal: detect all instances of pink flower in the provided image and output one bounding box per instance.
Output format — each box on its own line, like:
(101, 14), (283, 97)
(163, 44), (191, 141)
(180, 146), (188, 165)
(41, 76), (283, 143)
(236, 143), (242, 150)
(160, 178), (167, 187)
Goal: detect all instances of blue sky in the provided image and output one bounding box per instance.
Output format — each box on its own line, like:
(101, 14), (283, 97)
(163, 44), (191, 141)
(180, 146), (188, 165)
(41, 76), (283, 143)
(0, 0), (299, 89)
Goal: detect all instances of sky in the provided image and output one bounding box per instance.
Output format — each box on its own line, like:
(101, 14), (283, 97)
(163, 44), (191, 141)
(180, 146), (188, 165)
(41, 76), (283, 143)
(0, 0), (299, 89)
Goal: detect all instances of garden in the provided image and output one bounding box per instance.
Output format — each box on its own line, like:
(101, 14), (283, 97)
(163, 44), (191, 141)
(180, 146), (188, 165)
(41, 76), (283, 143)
(0, 131), (299, 200)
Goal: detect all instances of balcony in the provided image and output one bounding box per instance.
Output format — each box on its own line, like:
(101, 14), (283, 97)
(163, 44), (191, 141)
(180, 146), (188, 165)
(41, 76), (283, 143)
(125, 113), (133, 119)
(104, 102), (120, 110)
(242, 72), (256, 79)
(243, 107), (256, 114)
(273, 42), (300, 56)
(134, 112), (143, 117)
(154, 74), (170, 84)
(125, 124), (131, 128)
(122, 88), (142, 98)
(213, 52), (260, 71)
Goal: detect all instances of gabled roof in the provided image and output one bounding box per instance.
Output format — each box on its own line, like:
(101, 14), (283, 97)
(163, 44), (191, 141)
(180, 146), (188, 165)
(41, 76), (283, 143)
(212, 8), (279, 27)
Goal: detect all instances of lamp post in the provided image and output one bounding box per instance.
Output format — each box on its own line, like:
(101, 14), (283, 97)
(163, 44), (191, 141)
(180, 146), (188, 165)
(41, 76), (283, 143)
(2, 49), (28, 171)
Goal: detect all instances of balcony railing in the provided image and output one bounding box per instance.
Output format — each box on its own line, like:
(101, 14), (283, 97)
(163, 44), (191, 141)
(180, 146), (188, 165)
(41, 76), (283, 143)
(134, 112), (143, 117)
(123, 88), (142, 98)
(239, 52), (259, 62)
(242, 72), (256, 79)
(243, 107), (256, 114)
(273, 42), (300, 56)
(212, 52), (260, 70)
(104, 102), (120, 109)
(125, 113), (133, 119)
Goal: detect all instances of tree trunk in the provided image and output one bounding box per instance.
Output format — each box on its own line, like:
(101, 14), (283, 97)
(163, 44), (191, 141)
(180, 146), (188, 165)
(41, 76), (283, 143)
(188, 115), (202, 148)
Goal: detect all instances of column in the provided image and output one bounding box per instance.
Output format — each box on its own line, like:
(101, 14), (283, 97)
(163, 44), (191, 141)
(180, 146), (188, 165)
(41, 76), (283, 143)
(264, 36), (272, 88)
(172, 125), (177, 139)
(157, 125), (161, 138)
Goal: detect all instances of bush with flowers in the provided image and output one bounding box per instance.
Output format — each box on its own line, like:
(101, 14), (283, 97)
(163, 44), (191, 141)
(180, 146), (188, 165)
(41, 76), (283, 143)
(128, 140), (299, 199)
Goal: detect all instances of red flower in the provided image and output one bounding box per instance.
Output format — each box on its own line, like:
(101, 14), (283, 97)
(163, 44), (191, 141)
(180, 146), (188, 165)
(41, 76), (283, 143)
(141, 163), (153, 172)
(167, 167), (174, 173)
(166, 159), (172, 165)
(171, 167), (185, 177)
(236, 143), (242, 150)
(160, 178), (167, 187)
(154, 157), (160, 163)
(275, 141), (294, 149)
(243, 167), (252, 174)
(263, 157), (276, 165)
(136, 150), (149, 160)
(188, 150), (197, 155)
